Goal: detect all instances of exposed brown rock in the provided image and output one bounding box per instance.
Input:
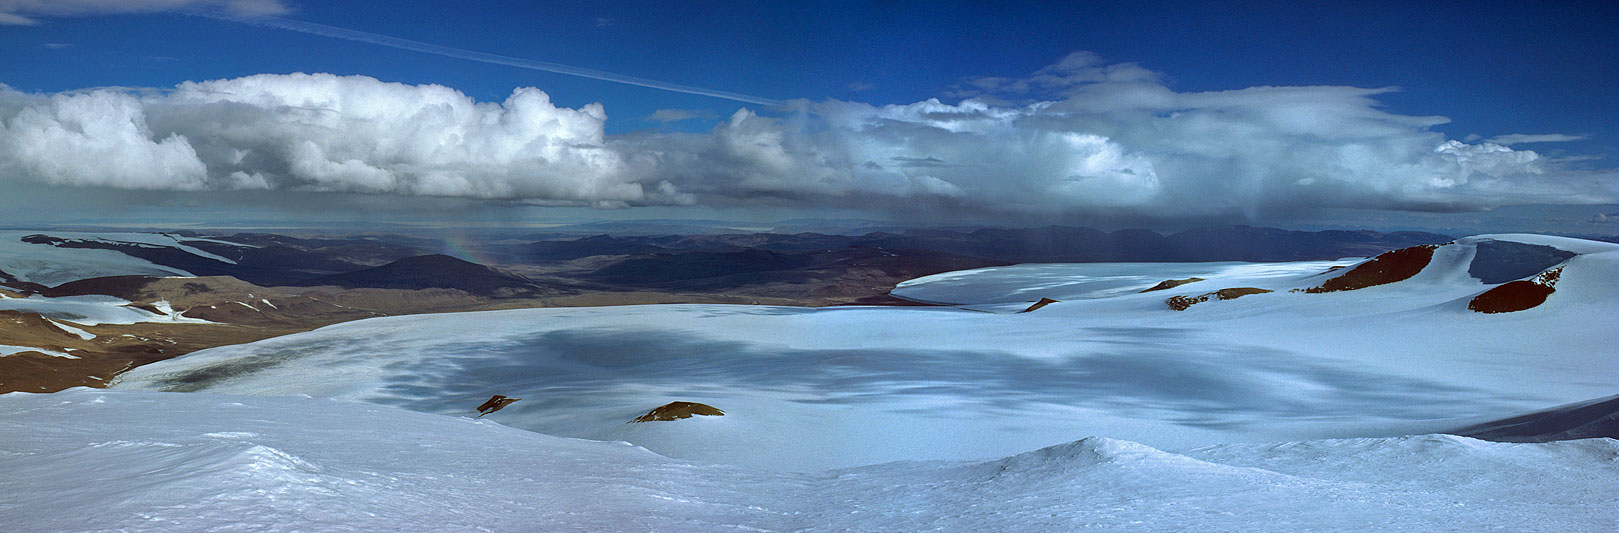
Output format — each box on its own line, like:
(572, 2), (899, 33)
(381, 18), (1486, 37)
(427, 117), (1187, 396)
(631, 401), (725, 422)
(1020, 297), (1059, 313)
(1166, 287), (1273, 311)
(1468, 266), (1563, 314)
(0, 310), (302, 394)
(475, 394), (521, 417)
(1141, 277), (1204, 293)
(1305, 245), (1437, 293)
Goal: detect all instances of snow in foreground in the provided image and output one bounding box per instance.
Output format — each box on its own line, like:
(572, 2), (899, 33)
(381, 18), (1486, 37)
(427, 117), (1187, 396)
(4, 388), (1615, 532)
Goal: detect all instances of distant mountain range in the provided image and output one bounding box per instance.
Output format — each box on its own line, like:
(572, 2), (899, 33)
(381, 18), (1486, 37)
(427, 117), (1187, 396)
(10, 225), (1452, 301)
(504, 225), (1450, 263)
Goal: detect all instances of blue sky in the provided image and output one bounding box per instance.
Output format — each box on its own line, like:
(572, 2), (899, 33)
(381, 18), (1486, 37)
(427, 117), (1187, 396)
(1, 0), (1616, 232)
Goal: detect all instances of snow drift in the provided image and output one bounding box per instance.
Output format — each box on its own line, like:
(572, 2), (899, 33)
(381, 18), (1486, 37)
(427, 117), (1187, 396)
(4, 388), (1615, 532)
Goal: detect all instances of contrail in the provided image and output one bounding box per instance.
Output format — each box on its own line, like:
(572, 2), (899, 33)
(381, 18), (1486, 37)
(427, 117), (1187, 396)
(202, 13), (782, 106)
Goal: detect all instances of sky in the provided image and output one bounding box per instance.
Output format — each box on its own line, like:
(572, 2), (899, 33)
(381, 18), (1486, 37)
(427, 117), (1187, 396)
(1, 0), (1617, 233)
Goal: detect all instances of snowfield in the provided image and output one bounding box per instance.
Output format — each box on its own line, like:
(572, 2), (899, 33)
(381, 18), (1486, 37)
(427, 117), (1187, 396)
(6, 233), (1613, 529)
(3, 388), (1616, 532)
(0, 293), (209, 326)
(891, 258), (1360, 307)
(116, 235), (1619, 472)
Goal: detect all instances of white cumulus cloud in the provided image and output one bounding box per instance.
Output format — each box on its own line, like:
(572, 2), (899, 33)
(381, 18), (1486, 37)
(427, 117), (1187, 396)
(0, 88), (207, 189)
(1, 75), (661, 205)
(2, 53), (1614, 222)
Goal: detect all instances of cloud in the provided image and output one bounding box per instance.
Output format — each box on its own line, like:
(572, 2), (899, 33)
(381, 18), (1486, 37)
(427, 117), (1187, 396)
(0, 0), (286, 24)
(0, 87), (208, 189)
(1484, 133), (1587, 145)
(2, 54), (1615, 222)
(0, 75), (662, 206)
(645, 108), (716, 123)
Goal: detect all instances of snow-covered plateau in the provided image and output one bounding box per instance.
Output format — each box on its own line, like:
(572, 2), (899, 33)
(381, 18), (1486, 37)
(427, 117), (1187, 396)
(3, 234), (1615, 530)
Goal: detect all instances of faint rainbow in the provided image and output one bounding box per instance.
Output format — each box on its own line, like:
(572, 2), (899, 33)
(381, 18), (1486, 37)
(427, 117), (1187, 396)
(435, 230), (500, 267)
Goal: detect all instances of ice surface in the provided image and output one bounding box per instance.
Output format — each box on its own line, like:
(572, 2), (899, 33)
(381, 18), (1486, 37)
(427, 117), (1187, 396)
(60, 232), (243, 264)
(0, 293), (209, 326)
(117, 237), (1619, 471)
(3, 389), (1615, 532)
(0, 231), (196, 286)
(0, 344), (77, 358)
(48, 320), (96, 340)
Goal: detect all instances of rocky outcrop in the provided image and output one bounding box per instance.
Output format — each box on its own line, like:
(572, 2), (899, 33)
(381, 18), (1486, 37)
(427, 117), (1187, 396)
(1304, 245), (1437, 293)
(631, 401), (725, 422)
(1468, 266), (1563, 314)
(1140, 277), (1204, 293)
(1020, 298), (1059, 313)
(1166, 288), (1272, 311)
(476, 394), (521, 417)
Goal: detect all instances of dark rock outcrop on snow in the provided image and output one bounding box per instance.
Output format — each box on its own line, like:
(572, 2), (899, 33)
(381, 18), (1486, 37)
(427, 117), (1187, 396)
(1020, 298), (1060, 313)
(1468, 266), (1563, 314)
(1165, 287), (1272, 311)
(631, 401), (725, 422)
(1305, 245), (1438, 293)
(1141, 277), (1204, 293)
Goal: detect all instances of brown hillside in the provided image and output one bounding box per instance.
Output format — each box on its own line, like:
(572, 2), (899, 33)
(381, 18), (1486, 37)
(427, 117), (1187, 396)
(1305, 245), (1437, 293)
(1468, 266), (1563, 314)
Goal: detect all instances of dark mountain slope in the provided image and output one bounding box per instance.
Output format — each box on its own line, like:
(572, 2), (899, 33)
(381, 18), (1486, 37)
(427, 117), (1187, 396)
(21, 233), (423, 286)
(293, 254), (554, 297)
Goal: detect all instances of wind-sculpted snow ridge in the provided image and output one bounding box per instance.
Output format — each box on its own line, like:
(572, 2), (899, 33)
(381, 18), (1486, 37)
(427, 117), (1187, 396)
(3, 389), (1616, 532)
